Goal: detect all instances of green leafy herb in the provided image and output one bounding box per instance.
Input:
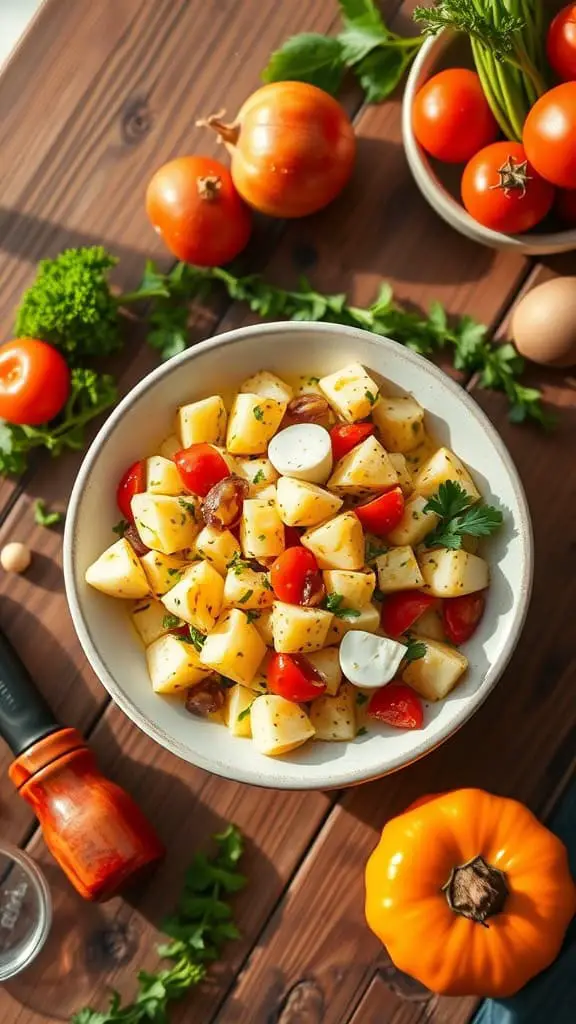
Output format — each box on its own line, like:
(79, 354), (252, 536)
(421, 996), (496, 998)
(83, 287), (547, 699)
(364, 389), (377, 405)
(34, 499), (62, 528)
(323, 592), (362, 619)
(372, 587), (386, 603)
(252, 469), (266, 484)
(167, 566), (183, 578)
(262, 33), (345, 94)
(403, 638), (427, 663)
(238, 589), (253, 605)
(227, 551), (250, 575)
(186, 627), (207, 653)
(162, 614), (181, 629)
(72, 825), (245, 1024)
(112, 518), (129, 537)
(424, 481), (504, 550)
(357, 726), (368, 736)
(237, 705), (254, 723)
(365, 538), (388, 562)
(178, 498), (197, 521)
(356, 691), (369, 706)
(246, 610), (261, 624)
(253, 405), (264, 422)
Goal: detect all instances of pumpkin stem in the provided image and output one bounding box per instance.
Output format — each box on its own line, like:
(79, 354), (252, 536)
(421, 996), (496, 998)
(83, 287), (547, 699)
(196, 111), (240, 147)
(442, 855), (508, 926)
(196, 175), (222, 201)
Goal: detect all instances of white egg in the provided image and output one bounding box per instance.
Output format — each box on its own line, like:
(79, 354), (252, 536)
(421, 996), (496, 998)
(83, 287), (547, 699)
(339, 630), (406, 689)
(268, 424), (333, 484)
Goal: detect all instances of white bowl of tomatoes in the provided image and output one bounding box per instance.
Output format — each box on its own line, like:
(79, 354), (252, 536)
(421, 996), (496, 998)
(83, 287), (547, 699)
(402, 26), (576, 254)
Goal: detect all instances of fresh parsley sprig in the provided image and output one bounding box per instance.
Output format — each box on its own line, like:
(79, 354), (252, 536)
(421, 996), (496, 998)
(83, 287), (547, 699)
(72, 825), (245, 1024)
(323, 592), (362, 620)
(403, 637), (427, 663)
(424, 481), (504, 550)
(34, 499), (63, 528)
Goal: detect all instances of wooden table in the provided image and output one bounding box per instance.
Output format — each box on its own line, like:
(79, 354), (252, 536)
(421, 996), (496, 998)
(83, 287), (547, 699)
(0, 2), (574, 1021)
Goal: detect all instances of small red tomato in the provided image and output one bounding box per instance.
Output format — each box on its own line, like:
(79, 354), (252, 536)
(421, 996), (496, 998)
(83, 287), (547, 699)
(461, 142), (554, 233)
(368, 684), (424, 730)
(270, 547), (322, 605)
(442, 592), (486, 645)
(330, 423), (374, 462)
(523, 83), (576, 189)
(555, 187), (576, 224)
(0, 338), (70, 426)
(412, 69), (499, 164)
(381, 591), (437, 638)
(175, 444), (230, 497)
(547, 5), (576, 82)
(267, 652), (326, 703)
(117, 460), (146, 522)
(146, 155), (252, 266)
(355, 487), (404, 536)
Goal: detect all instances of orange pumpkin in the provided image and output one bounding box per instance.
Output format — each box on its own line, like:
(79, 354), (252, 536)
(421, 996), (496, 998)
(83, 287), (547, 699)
(365, 789), (576, 998)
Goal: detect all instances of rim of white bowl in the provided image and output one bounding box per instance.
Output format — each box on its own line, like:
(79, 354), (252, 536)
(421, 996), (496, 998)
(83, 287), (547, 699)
(64, 321), (533, 790)
(402, 32), (576, 255)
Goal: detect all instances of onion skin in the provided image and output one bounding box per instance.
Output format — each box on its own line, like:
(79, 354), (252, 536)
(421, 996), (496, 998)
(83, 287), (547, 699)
(200, 83), (356, 218)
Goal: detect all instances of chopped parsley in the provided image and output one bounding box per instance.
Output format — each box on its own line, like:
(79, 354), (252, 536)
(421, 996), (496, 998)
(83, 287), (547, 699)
(357, 726), (368, 737)
(322, 593), (361, 620)
(34, 499), (63, 528)
(403, 638), (427, 663)
(185, 626), (207, 652)
(178, 497), (197, 521)
(227, 551), (250, 575)
(167, 566), (183, 579)
(252, 469), (266, 484)
(253, 405), (265, 422)
(356, 692), (369, 706)
(112, 518), (129, 537)
(162, 614), (181, 629)
(424, 481), (503, 550)
(237, 704), (254, 723)
(365, 538), (388, 563)
(365, 389), (377, 406)
(246, 610), (261, 624)
(238, 589), (253, 604)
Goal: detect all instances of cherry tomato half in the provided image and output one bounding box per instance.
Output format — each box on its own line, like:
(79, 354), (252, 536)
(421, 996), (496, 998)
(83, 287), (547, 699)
(330, 422), (374, 462)
(117, 460), (146, 522)
(270, 547), (322, 605)
(175, 443), (230, 497)
(442, 592), (485, 645)
(368, 683), (424, 730)
(523, 83), (576, 189)
(267, 652), (326, 703)
(0, 338), (70, 426)
(547, 5), (576, 82)
(355, 487), (404, 536)
(461, 142), (554, 233)
(380, 591), (437, 638)
(413, 69), (499, 164)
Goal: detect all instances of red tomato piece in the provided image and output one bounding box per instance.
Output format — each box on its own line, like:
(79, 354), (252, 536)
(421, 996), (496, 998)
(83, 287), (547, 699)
(267, 652), (327, 703)
(355, 487), (404, 536)
(413, 69), (499, 164)
(461, 142), (554, 233)
(270, 547), (322, 605)
(547, 5), (576, 82)
(442, 592), (486, 645)
(523, 83), (576, 189)
(117, 460), (146, 522)
(368, 684), (424, 730)
(330, 422), (374, 462)
(381, 591), (437, 638)
(0, 338), (70, 426)
(284, 526), (303, 549)
(175, 443), (230, 497)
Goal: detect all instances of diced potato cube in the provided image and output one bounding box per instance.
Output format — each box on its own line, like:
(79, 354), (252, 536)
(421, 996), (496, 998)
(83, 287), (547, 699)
(235, 457), (279, 496)
(178, 395), (227, 448)
(241, 497), (285, 560)
(310, 682), (356, 741)
(419, 549), (489, 597)
(226, 394), (285, 455)
(159, 434), (181, 460)
(246, 649), (272, 694)
(319, 362), (379, 423)
(140, 551), (190, 596)
(257, 484), (277, 502)
(85, 538), (150, 599)
(226, 684), (255, 738)
(161, 561), (224, 633)
(276, 477), (342, 527)
(240, 370), (293, 405)
(132, 494), (201, 554)
(372, 395), (425, 452)
(414, 447), (480, 502)
(195, 525), (240, 576)
(252, 607), (274, 647)
(250, 695), (315, 756)
(326, 602), (380, 644)
(131, 597), (178, 646)
(146, 455), (183, 495)
(271, 602), (333, 653)
(199, 608), (266, 685)
(223, 565), (274, 611)
(301, 512), (364, 570)
(307, 647), (342, 695)
(415, 606), (445, 642)
(402, 637), (468, 700)
(328, 436), (398, 497)
(323, 569), (375, 609)
(376, 546), (424, 592)
(146, 634), (212, 693)
(388, 453), (413, 496)
(387, 494), (439, 547)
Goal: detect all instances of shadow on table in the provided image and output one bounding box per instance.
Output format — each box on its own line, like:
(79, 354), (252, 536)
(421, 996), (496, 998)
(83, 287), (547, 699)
(0, 204), (151, 267)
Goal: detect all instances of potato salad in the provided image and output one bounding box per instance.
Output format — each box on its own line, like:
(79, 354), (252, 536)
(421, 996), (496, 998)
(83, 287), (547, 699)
(85, 363), (503, 758)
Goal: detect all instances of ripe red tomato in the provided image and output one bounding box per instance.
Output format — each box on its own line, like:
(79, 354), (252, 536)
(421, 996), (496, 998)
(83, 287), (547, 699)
(267, 652), (326, 703)
(0, 338), (70, 426)
(270, 547), (322, 605)
(523, 83), (576, 189)
(174, 444), (230, 497)
(547, 5), (576, 82)
(355, 487), (404, 536)
(117, 461), (146, 522)
(555, 187), (576, 224)
(330, 423), (374, 462)
(368, 684), (423, 730)
(381, 591), (437, 638)
(461, 142), (554, 233)
(412, 69), (499, 164)
(146, 155), (252, 266)
(442, 592), (485, 645)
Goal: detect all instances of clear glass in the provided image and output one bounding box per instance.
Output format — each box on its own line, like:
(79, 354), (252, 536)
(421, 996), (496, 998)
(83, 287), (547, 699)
(0, 841), (52, 980)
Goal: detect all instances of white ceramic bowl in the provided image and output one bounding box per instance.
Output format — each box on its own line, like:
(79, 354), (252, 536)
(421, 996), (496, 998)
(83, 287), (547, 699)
(64, 322), (533, 790)
(402, 31), (576, 255)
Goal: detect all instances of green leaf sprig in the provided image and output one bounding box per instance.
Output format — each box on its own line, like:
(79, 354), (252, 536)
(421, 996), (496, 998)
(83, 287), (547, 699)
(33, 499), (63, 528)
(72, 825), (245, 1024)
(322, 592), (362, 619)
(424, 480), (504, 549)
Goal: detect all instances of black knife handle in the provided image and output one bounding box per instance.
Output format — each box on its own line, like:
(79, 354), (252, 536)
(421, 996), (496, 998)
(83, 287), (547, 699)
(0, 632), (60, 756)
